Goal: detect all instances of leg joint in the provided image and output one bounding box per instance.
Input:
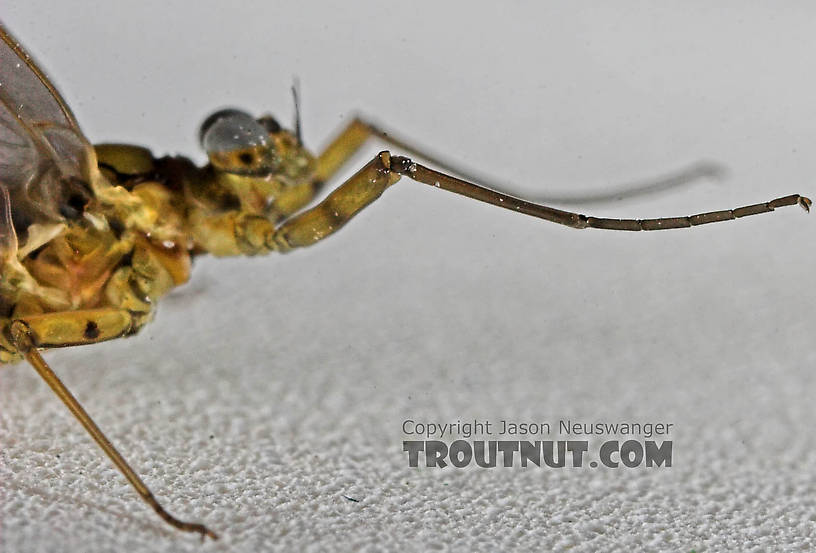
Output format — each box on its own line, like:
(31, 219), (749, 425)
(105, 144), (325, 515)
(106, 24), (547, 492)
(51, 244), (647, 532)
(388, 154), (416, 176)
(9, 319), (35, 352)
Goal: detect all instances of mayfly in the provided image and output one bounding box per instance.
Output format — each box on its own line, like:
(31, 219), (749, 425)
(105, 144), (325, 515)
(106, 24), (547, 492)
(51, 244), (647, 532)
(0, 23), (810, 541)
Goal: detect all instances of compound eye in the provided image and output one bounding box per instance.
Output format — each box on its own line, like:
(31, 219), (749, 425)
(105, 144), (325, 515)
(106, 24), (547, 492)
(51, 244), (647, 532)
(199, 109), (269, 154)
(257, 115), (282, 134)
(200, 109), (279, 174)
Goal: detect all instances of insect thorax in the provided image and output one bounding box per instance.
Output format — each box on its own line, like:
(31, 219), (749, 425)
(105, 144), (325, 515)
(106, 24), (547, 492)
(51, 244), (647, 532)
(0, 136), (318, 362)
(0, 146), (193, 359)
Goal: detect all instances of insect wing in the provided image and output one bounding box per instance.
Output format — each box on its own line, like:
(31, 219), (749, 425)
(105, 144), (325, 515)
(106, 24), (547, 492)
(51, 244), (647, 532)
(0, 23), (95, 263)
(0, 183), (14, 261)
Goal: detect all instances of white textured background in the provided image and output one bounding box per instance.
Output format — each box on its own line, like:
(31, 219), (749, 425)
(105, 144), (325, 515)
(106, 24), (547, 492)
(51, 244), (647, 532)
(1, 2), (815, 551)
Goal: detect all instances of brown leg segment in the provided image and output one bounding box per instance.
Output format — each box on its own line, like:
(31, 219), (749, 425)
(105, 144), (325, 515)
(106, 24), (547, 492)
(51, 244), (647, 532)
(269, 150), (808, 255)
(8, 320), (218, 540)
(387, 155), (811, 231)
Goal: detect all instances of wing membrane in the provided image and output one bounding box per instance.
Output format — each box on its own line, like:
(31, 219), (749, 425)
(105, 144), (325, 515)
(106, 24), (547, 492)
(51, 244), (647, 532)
(0, 23), (79, 130)
(0, 22), (95, 261)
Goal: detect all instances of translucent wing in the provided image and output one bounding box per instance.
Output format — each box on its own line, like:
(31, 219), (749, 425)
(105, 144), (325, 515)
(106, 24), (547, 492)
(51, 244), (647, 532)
(0, 22), (96, 262)
(0, 183), (15, 258)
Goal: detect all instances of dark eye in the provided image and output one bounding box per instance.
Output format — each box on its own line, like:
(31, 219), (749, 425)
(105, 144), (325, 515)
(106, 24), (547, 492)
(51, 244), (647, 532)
(258, 115), (281, 134)
(199, 109), (269, 155)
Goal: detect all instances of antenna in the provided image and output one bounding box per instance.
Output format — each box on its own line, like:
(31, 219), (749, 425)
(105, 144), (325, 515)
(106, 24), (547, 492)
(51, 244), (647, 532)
(291, 77), (303, 145)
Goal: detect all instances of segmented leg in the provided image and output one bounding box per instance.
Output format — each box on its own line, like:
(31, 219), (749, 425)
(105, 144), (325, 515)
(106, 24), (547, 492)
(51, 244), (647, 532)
(387, 156), (811, 230)
(12, 308), (135, 347)
(239, 151), (809, 254)
(314, 116), (724, 205)
(271, 152), (400, 250)
(6, 315), (217, 540)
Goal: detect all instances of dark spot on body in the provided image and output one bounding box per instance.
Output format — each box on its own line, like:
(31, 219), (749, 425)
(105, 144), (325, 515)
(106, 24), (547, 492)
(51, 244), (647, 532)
(220, 193), (241, 211)
(109, 218), (125, 239)
(0, 301), (12, 319)
(310, 179), (327, 197)
(59, 193), (88, 220)
(238, 152), (254, 166)
(119, 250), (134, 267)
(97, 162), (127, 184)
(97, 162), (158, 188)
(58, 206), (79, 220)
(154, 156), (194, 192)
(27, 244), (46, 260)
(84, 321), (100, 340)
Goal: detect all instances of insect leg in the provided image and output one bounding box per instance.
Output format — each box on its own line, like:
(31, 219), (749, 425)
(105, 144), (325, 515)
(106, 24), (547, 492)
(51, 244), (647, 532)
(386, 155), (811, 230)
(235, 148), (808, 255)
(271, 152), (400, 251)
(313, 117), (373, 184)
(7, 319), (218, 540)
(315, 116), (723, 205)
(190, 152), (401, 253)
(273, 150), (809, 252)
(13, 308), (135, 347)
